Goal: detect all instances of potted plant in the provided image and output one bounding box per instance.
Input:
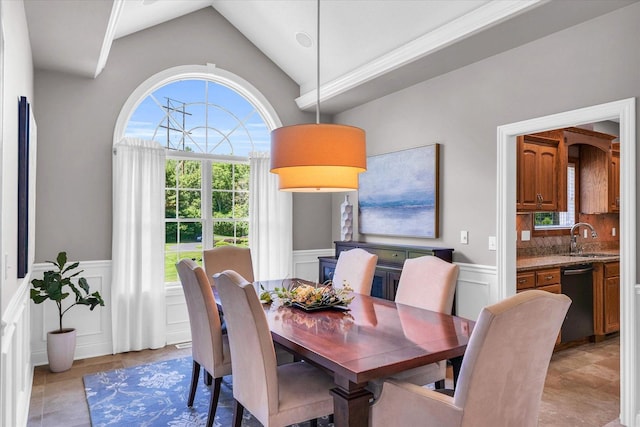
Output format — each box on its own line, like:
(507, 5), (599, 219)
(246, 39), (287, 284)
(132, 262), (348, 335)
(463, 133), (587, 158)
(30, 251), (105, 372)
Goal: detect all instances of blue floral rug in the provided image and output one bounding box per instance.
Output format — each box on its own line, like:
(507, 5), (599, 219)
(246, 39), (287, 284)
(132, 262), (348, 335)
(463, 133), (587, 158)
(84, 357), (333, 426)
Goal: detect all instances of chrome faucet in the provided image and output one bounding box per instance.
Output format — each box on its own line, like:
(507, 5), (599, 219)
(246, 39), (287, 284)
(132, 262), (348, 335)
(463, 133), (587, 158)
(570, 222), (598, 254)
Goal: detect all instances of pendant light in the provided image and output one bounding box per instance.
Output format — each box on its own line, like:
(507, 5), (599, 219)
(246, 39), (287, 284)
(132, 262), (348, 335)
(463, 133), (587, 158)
(270, 0), (366, 192)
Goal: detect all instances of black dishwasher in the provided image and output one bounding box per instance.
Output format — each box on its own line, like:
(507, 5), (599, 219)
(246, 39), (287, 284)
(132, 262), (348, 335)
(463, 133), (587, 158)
(560, 263), (594, 343)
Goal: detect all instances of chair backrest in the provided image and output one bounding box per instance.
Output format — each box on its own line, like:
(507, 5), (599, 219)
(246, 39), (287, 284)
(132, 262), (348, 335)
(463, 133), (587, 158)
(394, 256), (459, 314)
(332, 248), (378, 295)
(454, 290), (571, 427)
(214, 270), (278, 422)
(203, 246), (255, 286)
(176, 259), (226, 374)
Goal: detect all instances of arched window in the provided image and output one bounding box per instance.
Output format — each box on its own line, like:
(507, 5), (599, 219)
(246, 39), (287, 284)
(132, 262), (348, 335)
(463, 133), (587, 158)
(115, 64), (281, 283)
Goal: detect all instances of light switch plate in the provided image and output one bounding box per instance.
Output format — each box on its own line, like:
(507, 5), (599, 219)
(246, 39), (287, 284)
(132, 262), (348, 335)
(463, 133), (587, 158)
(488, 236), (496, 251)
(460, 230), (469, 244)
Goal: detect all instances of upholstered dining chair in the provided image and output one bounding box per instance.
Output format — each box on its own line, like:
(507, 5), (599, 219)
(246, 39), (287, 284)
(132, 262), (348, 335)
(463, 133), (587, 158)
(394, 256), (459, 388)
(331, 248), (378, 295)
(214, 270), (335, 427)
(203, 246), (255, 287)
(370, 290), (571, 427)
(367, 256), (459, 398)
(176, 258), (232, 427)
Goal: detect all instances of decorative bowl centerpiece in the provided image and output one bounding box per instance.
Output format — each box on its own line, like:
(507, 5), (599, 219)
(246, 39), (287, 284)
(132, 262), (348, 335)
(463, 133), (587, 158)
(260, 280), (354, 311)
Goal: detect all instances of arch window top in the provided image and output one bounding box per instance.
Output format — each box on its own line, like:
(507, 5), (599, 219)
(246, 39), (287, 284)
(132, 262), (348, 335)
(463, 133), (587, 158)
(124, 78), (271, 157)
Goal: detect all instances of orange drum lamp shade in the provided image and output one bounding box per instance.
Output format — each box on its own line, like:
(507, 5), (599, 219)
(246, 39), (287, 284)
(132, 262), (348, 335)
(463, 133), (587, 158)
(270, 123), (366, 192)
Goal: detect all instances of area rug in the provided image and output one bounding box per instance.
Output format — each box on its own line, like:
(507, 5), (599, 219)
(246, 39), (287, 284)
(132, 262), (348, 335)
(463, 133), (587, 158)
(84, 357), (333, 426)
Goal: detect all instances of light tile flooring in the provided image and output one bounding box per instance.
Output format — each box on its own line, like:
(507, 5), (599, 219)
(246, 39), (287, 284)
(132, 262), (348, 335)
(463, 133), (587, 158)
(27, 335), (621, 426)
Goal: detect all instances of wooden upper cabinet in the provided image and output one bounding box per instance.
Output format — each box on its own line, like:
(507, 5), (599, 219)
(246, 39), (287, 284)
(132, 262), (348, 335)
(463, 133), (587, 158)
(517, 135), (563, 211)
(609, 144), (620, 212)
(564, 128), (618, 214)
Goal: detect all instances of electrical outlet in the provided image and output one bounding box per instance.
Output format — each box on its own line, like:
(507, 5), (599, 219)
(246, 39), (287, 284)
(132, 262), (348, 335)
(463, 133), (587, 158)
(521, 230), (531, 241)
(583, 229), (588, 238)
(612, 227), (616, 236)
(460, 230), (469, 245)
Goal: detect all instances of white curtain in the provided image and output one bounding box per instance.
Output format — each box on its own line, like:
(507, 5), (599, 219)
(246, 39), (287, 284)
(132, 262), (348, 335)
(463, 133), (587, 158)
(111, 138), (166, 353)
(249, 152), (293, 281)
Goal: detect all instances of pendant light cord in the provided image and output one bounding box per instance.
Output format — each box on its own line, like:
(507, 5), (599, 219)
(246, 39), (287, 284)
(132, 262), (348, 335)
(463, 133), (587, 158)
(316, 0), (320, 125)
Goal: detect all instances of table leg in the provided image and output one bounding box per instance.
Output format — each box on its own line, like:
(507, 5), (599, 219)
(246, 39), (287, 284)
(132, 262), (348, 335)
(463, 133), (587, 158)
(451, 355), (463, 387)
(330, 377), (372, 427)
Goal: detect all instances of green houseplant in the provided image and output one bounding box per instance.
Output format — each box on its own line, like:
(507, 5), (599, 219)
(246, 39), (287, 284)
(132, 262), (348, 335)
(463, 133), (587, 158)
(30, 251), (105, 372)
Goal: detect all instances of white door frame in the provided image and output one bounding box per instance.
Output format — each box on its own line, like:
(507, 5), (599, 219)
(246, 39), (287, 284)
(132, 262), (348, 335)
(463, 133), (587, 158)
(496, 98), (636, 425)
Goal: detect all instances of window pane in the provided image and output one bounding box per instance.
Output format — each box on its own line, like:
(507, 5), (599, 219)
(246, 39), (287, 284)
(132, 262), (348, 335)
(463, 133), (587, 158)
(178, 190), (201, 218)
(237, 221), (249, 247)
(165, 222), (178, 245)
(235, 164), (249, 190)
(166, 159), (177, 187)
(165, 190), (177, 218)
(212, 191), (233, 217)
(214, 221), (236, 245)
(234, 192), (249, 217)
(177, 160), (201, 189)
(212, 163), (232, 190)
(179, 222), (202, 244)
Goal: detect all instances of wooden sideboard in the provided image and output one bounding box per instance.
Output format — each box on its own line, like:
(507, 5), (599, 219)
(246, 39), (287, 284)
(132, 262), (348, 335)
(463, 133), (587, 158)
(319, 241), (454, 301)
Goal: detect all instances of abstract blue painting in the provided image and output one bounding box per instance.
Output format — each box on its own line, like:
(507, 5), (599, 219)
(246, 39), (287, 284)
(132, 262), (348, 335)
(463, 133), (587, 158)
(358, 144), (439, 238)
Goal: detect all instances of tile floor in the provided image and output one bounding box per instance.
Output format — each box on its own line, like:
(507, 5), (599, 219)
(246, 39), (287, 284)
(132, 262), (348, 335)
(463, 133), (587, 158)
(27, 335), (621, 426)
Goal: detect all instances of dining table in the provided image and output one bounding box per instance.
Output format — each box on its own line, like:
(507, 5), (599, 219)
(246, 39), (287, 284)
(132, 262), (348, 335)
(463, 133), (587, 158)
(256, 279), (474, 427)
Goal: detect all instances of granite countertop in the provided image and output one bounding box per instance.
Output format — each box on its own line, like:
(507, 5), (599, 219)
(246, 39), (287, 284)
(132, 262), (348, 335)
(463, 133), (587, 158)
(517, 250), (620, 272)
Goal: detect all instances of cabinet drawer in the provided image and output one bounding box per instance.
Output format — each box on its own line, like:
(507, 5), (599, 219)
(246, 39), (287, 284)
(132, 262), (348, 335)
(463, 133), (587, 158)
(537, 284), (561, 294)
(605, 262), (619, 278)
(536, 268), (561, 286)
(369, 249), (406, 264)
(516, 273), (536, 290)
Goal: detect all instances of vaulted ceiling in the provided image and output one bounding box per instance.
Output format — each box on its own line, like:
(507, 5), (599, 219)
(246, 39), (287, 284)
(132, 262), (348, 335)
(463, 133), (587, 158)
(23, 0), (637, 113)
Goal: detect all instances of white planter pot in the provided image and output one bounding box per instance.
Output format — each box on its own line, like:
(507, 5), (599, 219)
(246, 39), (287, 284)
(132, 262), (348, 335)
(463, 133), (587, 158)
(47, 328), (76, 372)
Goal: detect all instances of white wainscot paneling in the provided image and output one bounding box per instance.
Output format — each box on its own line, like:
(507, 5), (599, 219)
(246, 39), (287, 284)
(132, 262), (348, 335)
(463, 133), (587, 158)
(2, 278), (32, 427)
(291, 249), (334, 284)
(454, 263), (495, 321)
(165, 285), (191, 346)
(30, 260), (113, 366)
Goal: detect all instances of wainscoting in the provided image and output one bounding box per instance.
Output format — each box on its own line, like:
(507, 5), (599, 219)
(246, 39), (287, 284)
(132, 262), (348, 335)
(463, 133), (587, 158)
(2, 251), (493, 427)
(1, 276), (32, 427)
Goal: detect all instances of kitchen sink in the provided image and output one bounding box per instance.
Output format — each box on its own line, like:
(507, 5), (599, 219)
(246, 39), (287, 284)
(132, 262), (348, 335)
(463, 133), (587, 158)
(566, 253), (616, 258)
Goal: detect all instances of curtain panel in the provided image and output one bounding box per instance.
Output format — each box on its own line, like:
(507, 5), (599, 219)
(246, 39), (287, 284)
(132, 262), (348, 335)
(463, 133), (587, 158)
(111, 138), (166, 353)
(249, 152), (293, 281)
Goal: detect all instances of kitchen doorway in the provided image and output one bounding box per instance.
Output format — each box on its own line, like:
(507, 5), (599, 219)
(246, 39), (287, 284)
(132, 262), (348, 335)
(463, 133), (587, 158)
(496, 98), (636, 425)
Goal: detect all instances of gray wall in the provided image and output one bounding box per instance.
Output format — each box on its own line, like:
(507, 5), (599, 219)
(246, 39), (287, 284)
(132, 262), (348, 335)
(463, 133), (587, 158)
(33, 7), (331, 262)
(334, 2), (640, 266)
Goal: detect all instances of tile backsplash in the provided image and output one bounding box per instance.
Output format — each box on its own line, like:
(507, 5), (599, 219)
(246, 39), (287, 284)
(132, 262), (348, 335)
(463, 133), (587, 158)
(516, 213), (619, 257)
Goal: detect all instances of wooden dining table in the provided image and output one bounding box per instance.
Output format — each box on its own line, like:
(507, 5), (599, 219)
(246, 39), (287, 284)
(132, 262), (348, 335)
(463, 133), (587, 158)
(256, 279), (474, 427)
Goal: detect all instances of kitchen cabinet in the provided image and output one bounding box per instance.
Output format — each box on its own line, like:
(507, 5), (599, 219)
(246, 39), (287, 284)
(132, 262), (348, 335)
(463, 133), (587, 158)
(561, 127), (617, 214)
(516, 135), (565, 211)
(609, 145), (620, 212)
(517, 267), (561, 344)
(593, 261), (620, 337)
(319, 241), (453, 301)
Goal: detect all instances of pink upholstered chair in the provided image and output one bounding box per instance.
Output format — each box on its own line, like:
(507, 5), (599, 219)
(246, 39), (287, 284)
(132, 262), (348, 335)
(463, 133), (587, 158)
(214, 270), (334, 427)
(203, 246), (254, 287)
(176, 259), (232, 427)
(331, 248), (378, 295)
(367, 256), (459, 397)
(370, 290), (571, 427)
(393, 256), (459, 387)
